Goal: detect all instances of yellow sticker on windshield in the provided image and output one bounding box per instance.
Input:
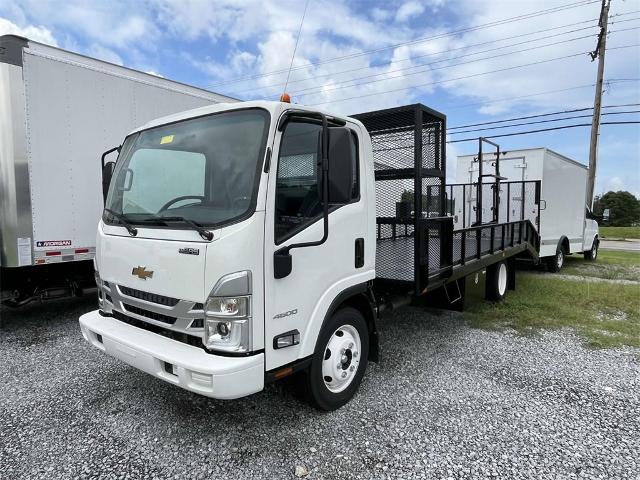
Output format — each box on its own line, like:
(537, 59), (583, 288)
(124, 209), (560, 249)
(160, 135), (174, 144)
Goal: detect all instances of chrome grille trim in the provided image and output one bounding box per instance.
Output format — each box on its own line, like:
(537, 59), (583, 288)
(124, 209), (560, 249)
(98, 283), (204, 338)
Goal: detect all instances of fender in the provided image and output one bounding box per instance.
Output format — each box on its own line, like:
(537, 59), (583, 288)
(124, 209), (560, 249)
(313, 282), (379, 363)
(556, 235), (570, 253)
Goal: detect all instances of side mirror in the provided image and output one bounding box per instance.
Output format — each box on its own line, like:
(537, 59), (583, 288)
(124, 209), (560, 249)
(327, 127), (354, 204)
(274, 249), (292, 279)
(102, 162), (115, 203)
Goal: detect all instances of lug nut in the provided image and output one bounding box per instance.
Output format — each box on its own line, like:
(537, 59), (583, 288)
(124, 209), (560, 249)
(348, 343), (354, 349)
(350, 365), (355, 372)
(341, 372), (347, 378)
(353, 351), (358, 358)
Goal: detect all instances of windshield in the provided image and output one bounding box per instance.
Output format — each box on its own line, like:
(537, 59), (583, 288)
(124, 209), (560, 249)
(104, 108), (270, 228)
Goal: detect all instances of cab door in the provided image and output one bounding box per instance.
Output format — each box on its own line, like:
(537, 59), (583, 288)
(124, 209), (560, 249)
(263, 119), (367, 371)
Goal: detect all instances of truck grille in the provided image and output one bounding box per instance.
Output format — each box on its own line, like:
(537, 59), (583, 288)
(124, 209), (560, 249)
(111, 311), (206, 350)
(122, 303), (176, 325)
(119, 286), (180, 307)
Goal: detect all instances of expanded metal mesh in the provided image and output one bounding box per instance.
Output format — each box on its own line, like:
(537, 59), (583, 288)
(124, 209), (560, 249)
(354, 104), (446, 288)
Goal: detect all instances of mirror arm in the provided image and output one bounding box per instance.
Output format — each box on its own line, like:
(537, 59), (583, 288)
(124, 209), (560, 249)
(274, 114), (330, 278)
(101, 145), (121, 169)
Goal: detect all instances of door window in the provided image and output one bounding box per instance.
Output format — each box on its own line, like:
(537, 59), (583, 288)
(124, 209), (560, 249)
(275, 122), (359, 243)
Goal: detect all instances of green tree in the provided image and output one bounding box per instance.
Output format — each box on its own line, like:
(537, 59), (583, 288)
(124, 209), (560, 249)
(598, 191), (640, 226)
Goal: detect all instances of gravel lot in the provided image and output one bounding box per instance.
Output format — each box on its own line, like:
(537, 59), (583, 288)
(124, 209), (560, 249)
(1, 298), (639, 479)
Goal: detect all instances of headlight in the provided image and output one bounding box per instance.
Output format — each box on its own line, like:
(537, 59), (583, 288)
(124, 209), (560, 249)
(203, 272), (252, 353)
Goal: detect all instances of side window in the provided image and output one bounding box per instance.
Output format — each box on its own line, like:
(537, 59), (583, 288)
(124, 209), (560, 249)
(275, 122), (359, 244)
(275, 122), (321, 243)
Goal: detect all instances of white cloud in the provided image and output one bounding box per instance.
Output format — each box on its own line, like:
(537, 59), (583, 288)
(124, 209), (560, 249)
(0, 17), (57, 45)
(396, 1), (426, 23)
(87, 43), (123, 65)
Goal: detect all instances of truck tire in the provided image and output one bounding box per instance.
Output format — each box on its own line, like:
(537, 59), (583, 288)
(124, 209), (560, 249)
(307, 307), (369, 411)
(546, 247), (565, 273)
(584, 239), (598, 261)
(486, 261), (508, 301)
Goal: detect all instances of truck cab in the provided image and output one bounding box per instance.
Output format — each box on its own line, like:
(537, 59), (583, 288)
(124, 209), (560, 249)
(80, 101), (377, 410)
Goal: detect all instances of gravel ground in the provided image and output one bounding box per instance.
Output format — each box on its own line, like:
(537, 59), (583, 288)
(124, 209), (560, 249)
(1, 298), (639, 480)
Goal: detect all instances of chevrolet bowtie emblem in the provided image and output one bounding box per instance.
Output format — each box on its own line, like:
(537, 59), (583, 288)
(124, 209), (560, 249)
(132, 266), (153, 280)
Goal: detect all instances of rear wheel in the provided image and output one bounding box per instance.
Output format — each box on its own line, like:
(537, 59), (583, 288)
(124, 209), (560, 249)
(584, 239), (598, 261)
(486, 261), (508, 301)
(546, 247), (564, 273)
(307, 307), (369, 411)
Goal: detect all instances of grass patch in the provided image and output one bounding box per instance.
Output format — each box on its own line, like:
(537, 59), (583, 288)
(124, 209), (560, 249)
(562, 249), (640, 281)
(599, 226), (640, 240)
(466, 273), (640, 349)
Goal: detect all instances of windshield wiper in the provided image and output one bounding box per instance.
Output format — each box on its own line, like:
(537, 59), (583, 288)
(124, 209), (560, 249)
(104, 208), (138, 236)
(141, 216), (213, 241)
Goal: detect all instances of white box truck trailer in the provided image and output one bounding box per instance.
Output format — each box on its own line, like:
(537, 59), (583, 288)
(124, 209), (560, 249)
(454, 147), (599, 272)
(79, 102), (543, 409)
(0, 35), (236, 306)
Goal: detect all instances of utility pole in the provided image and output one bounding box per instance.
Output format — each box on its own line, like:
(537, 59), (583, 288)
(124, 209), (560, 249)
(586, 0), (610, 208)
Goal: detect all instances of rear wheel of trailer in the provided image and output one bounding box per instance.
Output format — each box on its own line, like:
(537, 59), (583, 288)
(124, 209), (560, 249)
(306, 307), (369, 411)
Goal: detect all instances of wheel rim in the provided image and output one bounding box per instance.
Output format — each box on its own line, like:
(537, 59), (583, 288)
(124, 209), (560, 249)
(322, 324), (361, 393)
(592, 243), (598, 259)
(557, 251), (564, 269)
(498, 263), (507, 296)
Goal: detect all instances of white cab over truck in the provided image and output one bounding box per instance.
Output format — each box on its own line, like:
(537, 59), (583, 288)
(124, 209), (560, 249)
(456, 147), (599, 272)
(0, 35), (236, 306)
(80, 102), (542, 409)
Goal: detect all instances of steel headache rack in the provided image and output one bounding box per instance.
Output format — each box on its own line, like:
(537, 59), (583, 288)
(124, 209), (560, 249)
(353, 104), (540, 296)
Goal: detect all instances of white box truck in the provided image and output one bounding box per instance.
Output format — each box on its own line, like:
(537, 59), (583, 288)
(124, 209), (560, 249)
(455, 147), (599, 272)
(79, 102), (543, 409)
(0, 35), (236, 306)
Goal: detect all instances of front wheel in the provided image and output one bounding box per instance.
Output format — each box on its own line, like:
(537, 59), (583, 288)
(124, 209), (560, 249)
(584, 239), (598, 260)
(307, 307), (369, 411)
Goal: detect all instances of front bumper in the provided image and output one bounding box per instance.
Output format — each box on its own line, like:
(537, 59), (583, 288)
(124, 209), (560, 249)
(79, 310), (264, 399)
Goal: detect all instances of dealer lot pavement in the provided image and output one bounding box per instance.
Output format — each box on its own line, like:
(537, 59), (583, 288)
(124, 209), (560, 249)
(1, 297), (638, 480)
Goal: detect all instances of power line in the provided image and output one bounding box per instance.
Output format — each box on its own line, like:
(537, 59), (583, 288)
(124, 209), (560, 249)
(447, 121), (640, 143)
(283, 0), (309, 95)
(211, 0), (600, 87)
(295, 30), (637, 99)
(448, 102), (640, 129)
(429, 79), (633, 112)
(235, 19), (603, 95)
(440, 84), (596, 110)
(289, 32), (601, 97)
(448, 109), (640, 135)
(307, 43), (639, 106)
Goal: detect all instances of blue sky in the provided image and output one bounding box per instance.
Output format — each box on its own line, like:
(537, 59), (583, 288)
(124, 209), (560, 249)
(1, 0), (639, 196)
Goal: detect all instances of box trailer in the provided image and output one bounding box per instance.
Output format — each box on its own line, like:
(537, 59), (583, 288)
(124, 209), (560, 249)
(454, 147), (599, 272)
(78, 101), (541, 410)
(0, 35), (237, 306)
